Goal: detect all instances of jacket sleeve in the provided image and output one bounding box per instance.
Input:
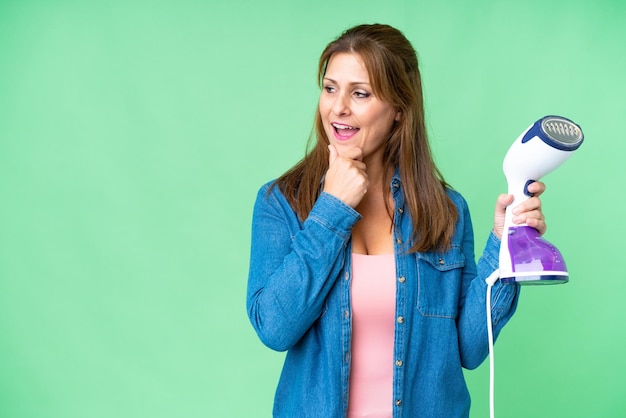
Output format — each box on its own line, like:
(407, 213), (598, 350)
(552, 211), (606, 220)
(455, 197), (521, 370)
(246, 184), (361, 352)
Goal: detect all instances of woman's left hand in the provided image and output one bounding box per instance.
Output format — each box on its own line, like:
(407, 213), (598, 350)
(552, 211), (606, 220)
(493, 181), (547, 239)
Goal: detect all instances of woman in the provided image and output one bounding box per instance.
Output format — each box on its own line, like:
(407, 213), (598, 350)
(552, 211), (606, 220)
(247, 24), (546, 418)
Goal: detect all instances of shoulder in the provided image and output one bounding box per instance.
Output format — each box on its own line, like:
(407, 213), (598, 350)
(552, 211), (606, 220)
(252, 179), (304, 227)
(257, 179), (277, 195)
(254, 179), (285, 207)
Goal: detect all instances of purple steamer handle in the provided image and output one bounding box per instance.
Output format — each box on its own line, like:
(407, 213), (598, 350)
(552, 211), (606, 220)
(501, 225), (569, 284)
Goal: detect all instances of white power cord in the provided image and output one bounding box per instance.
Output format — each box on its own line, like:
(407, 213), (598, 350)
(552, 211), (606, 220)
(485, 269), (500, 418)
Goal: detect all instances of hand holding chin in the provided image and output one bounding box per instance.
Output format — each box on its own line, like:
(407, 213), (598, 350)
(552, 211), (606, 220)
(323, 144), (369, 208)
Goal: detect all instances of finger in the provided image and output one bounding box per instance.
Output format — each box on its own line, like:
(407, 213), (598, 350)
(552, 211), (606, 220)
(328, 144), (338, 165)
(352, 160), (367, 172)
(337, 146), (363, 162)
(525, 217), (547, 235)
(492, 194), (513, 239)
(495, 194), (514, 213)
(512, 196), (542, 215)
(526, 181), (546, 197)
(512, 208), (544, 224)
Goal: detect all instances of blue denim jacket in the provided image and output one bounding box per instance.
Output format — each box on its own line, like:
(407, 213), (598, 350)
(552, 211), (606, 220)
(247, 171), (520, 418)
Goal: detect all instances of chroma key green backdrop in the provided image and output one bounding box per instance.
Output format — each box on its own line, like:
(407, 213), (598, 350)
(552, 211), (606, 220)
(1, 0), (624, 417)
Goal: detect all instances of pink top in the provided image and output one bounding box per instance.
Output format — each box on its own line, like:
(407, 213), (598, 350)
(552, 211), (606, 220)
(347, 253), (396, 418)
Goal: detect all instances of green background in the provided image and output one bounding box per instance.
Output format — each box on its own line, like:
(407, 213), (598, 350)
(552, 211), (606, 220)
(1, 0), (624, 417)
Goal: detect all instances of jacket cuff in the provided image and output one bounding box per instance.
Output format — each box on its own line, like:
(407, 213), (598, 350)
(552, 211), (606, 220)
(306, 192), (362, 239)
(480, 231), (501, 272)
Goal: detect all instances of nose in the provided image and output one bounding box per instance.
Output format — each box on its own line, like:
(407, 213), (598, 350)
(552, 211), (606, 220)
(331, 92), (350, 116)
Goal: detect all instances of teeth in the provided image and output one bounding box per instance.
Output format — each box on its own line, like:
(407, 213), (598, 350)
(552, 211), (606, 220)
(332, 123), (356, 130)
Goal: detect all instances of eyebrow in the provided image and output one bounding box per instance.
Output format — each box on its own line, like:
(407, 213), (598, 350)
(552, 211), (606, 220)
(323, 77), (371, 86)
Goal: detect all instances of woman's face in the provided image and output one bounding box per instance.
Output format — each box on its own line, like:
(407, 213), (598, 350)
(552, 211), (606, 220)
(319, 52), (399, 163)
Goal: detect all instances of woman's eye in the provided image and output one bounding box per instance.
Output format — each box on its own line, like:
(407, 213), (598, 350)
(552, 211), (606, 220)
(354, 91), (370, 98)
(323, 85), (335, 93)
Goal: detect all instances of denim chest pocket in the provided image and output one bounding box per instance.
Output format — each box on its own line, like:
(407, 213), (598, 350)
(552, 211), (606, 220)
(416, 246), (465, 318)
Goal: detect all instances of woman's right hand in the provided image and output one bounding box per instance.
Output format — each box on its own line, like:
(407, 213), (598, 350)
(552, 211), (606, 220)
(323, 144), (369, 208)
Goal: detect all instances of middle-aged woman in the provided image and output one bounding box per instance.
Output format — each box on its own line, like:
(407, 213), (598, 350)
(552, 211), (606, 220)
(247, 23), (546, 418)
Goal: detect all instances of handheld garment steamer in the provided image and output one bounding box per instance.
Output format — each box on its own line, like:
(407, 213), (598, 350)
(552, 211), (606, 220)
(499, 115), (584, 285)
(485, 115), (583, 418)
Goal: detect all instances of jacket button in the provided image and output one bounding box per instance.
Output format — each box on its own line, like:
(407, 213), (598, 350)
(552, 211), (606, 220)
(397, 316), (404, 323)
(396, 238), (402, 244)
(395, 399), (402, 407)
(398, 276), (405, 283)
(395, 359), (403, 367)
(344, 271), (350, 280)
(438, 258), (445, 265)
(398, 207), (404, 214)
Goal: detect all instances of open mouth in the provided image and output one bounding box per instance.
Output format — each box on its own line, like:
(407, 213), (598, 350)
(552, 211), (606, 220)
(332, 122), (360, 139)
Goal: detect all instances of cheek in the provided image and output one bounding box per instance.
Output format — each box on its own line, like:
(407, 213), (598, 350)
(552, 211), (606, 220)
(318, 97), (331, 117)
(365, 113), (391, 134)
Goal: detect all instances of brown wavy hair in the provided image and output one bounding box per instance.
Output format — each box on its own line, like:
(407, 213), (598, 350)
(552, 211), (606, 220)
(274, 24), (457, 252)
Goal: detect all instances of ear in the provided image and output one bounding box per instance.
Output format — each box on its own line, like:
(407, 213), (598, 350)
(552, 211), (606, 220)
(395, 110), (402, 121)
